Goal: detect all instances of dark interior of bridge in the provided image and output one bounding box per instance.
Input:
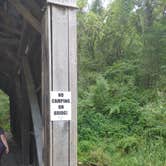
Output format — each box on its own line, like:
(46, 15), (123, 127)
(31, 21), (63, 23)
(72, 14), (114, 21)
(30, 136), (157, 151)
(0, 0), (45, 165)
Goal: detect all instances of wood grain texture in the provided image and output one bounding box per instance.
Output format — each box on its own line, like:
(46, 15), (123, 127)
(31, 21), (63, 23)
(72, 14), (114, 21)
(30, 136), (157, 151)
(41, 6), (51, 166)
(52, 5), (69, 166)
(68, 8), (77, 166)
(23, 56), (43, 166)
(20, 88), (30, 165)
(14, 76), (29, 165)
(42, 1), (77, 165)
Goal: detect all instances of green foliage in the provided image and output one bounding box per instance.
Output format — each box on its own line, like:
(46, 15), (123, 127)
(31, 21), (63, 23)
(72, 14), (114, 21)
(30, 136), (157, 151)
(91, 0), (103, 14)
(117, 135), (140, 154)
(77, 0), (166, 165)
(0, 90), (10, 131)
(88, 147), (112, 166)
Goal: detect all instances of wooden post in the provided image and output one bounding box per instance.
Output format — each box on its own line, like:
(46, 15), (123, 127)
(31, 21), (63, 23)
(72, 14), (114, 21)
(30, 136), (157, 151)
(42, 0), (77, 165)
(22, 56), (43, 166)
(14, 76), (30, 165)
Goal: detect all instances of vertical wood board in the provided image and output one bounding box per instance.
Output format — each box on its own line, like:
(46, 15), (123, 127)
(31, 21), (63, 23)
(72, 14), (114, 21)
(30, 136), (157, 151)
(23, 57), (43, 166)
(68, 9), (77, 166)
(42, 2), (77, 166)
(51, 5), (69, 166)
(42, 6), (52, 166)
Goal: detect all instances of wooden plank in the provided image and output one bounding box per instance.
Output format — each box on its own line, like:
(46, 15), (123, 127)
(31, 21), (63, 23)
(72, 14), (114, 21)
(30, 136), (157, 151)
(8, 0), (41, 33)
(11, 82), (22, 144)
(41, 7), (51, 166)
(21, 0), (42, 20)
(47, 7), (53, 166)
(22, 56), (43, 166)
(16, 22), (29, 58)
(22, 74), (31, 166)
(42, 2), (77, 166)
(48, 6), (53, 166)
(51, 6), (69, 166)
(9, 95), (15, 136)
(12, 25), (27, 157)
(68, 8), (77, 166)
(15, 76), (30, 165)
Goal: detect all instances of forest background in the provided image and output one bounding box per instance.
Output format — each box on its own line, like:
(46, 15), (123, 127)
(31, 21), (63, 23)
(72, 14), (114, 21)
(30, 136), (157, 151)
(0, 0), (166, 165)
(77, 0), (166, 165)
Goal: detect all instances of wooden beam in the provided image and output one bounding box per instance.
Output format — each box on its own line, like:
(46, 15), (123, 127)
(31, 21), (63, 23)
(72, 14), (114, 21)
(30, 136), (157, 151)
(22, 56), (43, 166)
(14, 22), (42, 165)
(41, 14), (50, 165)
(42, 3), (77, 166)
(14, 76), (30, 165)
(8, 0), (41, 33)
(68, 9), (78, 166)
(21, 76), (30, 165)
(16, 22), (30, 58)
(14, 22), (32, 76)
(51, 6), (70, 166)
(21, 0), (43, 20)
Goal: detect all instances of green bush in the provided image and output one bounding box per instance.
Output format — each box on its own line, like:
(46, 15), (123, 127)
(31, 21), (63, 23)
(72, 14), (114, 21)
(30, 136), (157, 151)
(88, 148), (111, 166)
(0, 90), (10, 131)
(117, 136), (140, 154)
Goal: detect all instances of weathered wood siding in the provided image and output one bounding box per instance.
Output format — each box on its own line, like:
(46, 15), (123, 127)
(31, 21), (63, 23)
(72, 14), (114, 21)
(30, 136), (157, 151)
(42, 0), (77, 165)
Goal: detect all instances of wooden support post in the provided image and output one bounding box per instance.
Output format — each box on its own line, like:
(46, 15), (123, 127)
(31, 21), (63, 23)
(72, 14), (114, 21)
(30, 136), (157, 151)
(42, 0), (77, 165)
(22, 56), (43, 166)
(14, 76), (30, 165)
(21, 73), (31, 166)
(9, 91), (21, 142)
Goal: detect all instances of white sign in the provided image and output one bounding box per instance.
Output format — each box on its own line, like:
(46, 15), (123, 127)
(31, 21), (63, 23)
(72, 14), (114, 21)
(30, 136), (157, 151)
(50, 91), (71, 121)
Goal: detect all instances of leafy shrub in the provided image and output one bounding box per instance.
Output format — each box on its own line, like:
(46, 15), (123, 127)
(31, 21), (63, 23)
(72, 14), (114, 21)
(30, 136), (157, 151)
(0, 90), (10, 131)
(79, 140), (94, 153)
(117, 136), (140, 154)
(90, 76), (109, 113)
(88, 148), (111, 166)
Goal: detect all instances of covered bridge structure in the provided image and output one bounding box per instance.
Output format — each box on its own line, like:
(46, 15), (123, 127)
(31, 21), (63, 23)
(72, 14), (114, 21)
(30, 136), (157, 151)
(0, 0), (77, 165)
